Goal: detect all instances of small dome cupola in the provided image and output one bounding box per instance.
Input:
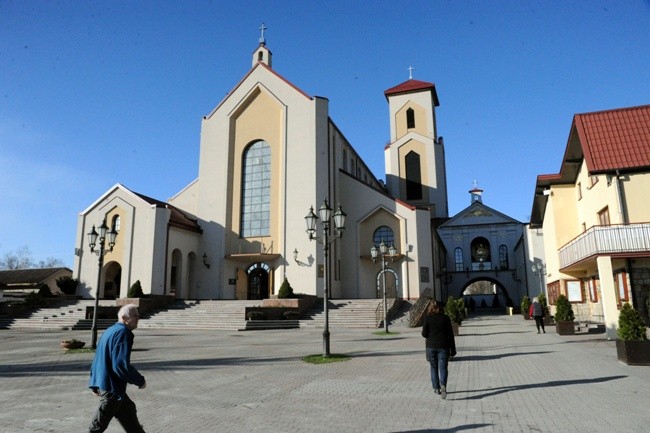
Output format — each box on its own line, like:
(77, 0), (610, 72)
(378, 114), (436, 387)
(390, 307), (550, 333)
(252, 23), (272, 68)
(470, 180), (483, 203)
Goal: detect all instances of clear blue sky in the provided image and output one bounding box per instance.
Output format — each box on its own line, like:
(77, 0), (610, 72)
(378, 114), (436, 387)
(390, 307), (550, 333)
(2, 1), (649, 268)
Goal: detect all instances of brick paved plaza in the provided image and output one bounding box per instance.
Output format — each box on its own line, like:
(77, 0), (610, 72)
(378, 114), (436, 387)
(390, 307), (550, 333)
(1, 314), (649, 432)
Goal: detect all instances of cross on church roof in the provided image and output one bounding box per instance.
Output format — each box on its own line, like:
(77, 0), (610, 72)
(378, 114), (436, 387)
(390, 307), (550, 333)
(259, 23), (267, 44)
(407, 65), (414, 79)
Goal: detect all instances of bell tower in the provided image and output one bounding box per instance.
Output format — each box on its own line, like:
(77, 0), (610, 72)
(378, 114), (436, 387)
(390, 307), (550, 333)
(383, 72), (448, 218)
(252, 23), (272, 68)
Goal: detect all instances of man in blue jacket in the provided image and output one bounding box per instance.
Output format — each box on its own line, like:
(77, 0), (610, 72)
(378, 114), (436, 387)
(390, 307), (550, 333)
(88, 304), (147, 433)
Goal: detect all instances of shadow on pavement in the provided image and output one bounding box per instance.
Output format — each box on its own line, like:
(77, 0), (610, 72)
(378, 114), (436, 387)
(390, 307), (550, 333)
(452, 375), (627, 400)
(392, 425), (493, 433)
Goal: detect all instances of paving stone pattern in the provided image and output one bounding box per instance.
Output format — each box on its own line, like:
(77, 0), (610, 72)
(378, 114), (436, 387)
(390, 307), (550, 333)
(1, 314), (648, 432)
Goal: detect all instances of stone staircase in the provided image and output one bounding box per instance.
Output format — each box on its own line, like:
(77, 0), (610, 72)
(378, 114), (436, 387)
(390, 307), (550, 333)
(299, 299), (386, 329)
(0, 299), (115, 330)
(137, 300), (262, 331)
(0, 299), (407, 331)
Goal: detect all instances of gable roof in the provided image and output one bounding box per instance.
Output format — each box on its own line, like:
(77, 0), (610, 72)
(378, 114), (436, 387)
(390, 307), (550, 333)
(576, 104), (650, 174)
(0, 268), (72, 287)
(384, 79), (440, 106)
(132, 191), (203, 234)
(438, 201), (521, 229)
(208, 61), (312, 117)
(530, 104), (650, 226)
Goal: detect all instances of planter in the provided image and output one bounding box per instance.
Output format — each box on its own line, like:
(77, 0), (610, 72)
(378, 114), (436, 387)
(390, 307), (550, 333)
(555, 320), (575, 335)
(61, 340), (85, 350)
(452, 322), (460, 336)
(616, 339), (650, 365)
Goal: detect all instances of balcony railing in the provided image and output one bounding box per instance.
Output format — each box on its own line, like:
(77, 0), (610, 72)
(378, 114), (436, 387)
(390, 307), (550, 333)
(559, 223), (650, 268)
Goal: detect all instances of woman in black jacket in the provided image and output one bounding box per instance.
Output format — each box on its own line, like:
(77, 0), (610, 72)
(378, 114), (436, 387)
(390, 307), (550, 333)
(421, 301), (456, 399)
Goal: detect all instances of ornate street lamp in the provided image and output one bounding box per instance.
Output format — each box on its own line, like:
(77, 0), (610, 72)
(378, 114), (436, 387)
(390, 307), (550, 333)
(87, 218), (117, 349)
(531, 262), (546, 296)
(305, 199), (346, 356)
(371, 239), (397, 333)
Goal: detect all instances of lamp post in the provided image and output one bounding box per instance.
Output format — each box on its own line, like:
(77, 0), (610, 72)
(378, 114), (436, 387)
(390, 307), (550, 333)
(531, 262), (546, 295)
(305, 199), (346, 357)
(87, 218), (117, 349)
(370, 239), (397, 333)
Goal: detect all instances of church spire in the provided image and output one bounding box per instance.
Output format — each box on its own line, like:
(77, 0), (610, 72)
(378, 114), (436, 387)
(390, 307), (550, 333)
(252, 23), (272, 68)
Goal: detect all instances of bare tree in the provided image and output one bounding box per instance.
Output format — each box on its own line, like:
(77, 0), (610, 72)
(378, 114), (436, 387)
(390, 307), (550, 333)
(0, 246), (35, 270)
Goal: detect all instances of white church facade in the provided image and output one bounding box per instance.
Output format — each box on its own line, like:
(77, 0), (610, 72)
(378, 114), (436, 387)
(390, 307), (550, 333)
(73, 36), (451, 303)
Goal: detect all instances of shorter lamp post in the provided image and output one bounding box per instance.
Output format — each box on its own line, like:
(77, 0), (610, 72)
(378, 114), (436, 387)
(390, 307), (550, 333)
(87, 218), (118, 349)
(305, 199), (346, 357)
(531, 262), (546, 295)
(371, 239), (397, 333)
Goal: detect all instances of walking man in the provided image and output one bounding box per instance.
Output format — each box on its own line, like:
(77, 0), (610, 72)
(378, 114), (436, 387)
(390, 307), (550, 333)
(88, 304), (147, 432)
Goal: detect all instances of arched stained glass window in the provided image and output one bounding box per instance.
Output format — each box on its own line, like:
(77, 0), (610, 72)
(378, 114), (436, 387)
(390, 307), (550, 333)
(241, 141), (271, 238)
(373, 226), (394, 247)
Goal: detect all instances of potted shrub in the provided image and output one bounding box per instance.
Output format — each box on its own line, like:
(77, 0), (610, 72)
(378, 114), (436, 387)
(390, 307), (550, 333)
(277, 278), (295, 299)
(127, 280), (144, 298)
(554, 294), (575, 335)
(616, 302), (650, 365)
(445, 296), (463, 336)
(520, 296), (531, 320)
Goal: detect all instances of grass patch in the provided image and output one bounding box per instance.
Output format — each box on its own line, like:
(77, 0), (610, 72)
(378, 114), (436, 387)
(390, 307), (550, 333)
(372, 331), (400, 336)
(65, 348), (95, 354)
(302, 354), (351, 364)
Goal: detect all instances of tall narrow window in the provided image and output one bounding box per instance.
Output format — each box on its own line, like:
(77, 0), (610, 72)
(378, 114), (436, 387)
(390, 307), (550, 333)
(111, 215), (121, 232)
(241, 141), (271, 238)
(406, 108), (415, 129)
(598, 207), (610, 226)
(498, 245), (508, 269)
(454, 248), (463, 271)
(405, 151), (422, 200)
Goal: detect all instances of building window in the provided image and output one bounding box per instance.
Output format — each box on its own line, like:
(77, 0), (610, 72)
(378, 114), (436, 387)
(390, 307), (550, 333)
(588, 175), (599, 188)
(111, 215), (121, 232)
(548, 280), (561, 305)
(343, 149), (347, 172)
(577, 182), (582, 200)
(454, 248), (463, 272)
(406, 108), (415, 129)
(588, 278), (598, 302)
(598, 207), (610, 226)
(373, 226), (394, 247)
(566, 280), (583, 303)
(615, 272), (629, 304)
(405, 151), (422, 200)
(241, 140), (271, 238)
(498, 245), (508, 269)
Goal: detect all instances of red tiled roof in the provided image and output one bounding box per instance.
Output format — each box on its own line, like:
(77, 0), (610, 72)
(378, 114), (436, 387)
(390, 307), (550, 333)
(384, 79), (439, 106)
(575, 104), (650, 173)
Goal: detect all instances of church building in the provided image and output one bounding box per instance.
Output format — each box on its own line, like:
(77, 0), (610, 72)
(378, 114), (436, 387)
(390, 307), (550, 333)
(73, 32), (449, 303)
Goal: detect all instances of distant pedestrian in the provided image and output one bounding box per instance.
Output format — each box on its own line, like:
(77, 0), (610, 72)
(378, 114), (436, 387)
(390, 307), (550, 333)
(530, 297), (546, 334)
(421, 300), (456, 399)
(88, 304), (147, 433)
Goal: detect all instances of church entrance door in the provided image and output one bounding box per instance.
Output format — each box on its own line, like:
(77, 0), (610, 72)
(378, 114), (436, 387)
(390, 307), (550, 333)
(247, 263), (270, 300)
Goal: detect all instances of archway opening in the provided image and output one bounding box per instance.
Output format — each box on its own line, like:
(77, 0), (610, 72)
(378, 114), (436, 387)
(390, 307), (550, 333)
(247, 262), (270, 300)
(103, 262), (122, 299)
(460, 277), (513, 314)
